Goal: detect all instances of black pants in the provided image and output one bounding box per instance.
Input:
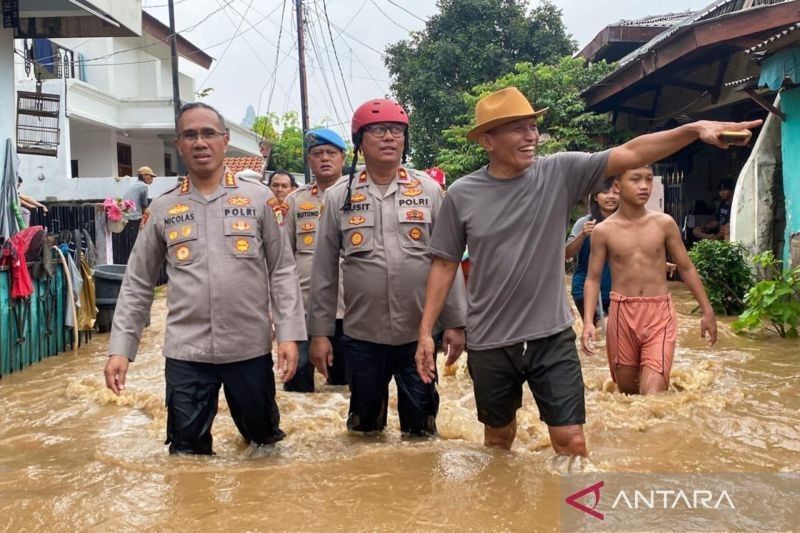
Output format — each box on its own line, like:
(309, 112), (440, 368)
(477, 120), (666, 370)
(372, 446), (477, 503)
(342, 335), (438, 436)
(285, 319), (348, 392)
(164, 354), (284, 455)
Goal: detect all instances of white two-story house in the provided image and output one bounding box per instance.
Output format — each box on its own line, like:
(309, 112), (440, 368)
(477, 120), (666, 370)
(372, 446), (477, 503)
(12, 9), (259, 201)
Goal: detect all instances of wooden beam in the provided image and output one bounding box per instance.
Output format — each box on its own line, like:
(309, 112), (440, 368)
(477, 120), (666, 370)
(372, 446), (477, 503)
(744, 88), (785, 121)
(663, 79), (714, 93)
(616, 105), (655, 117)
(711, 58), (729, 104)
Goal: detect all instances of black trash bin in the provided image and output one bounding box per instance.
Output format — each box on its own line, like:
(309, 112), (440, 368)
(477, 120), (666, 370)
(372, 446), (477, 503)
(94, 265), (150, 333)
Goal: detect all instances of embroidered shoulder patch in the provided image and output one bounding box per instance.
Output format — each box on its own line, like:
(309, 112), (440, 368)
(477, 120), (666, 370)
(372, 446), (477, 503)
(267, 197), (287, 226)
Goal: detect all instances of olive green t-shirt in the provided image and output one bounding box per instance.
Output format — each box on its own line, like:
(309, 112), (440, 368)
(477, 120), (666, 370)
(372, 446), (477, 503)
(429, 150), (611, 350)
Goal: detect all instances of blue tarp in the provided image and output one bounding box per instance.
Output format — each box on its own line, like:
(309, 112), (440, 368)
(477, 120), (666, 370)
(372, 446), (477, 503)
(758, 47), (800, 90)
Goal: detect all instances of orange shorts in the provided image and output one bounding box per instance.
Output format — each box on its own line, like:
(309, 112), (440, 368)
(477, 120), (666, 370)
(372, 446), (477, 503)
(606, 291), (677, 382)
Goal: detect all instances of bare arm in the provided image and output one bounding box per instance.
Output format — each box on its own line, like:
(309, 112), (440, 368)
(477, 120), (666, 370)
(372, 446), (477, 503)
(565, 233), (586, 261)
(664, 216), (717, 346)
(581, 225), (608, 355)
(416, 257), (460, 383)
(606, 120), (762, 178)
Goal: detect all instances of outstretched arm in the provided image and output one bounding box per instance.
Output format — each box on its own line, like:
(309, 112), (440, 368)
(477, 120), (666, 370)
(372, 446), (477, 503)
(664, 217), (717, 346)
(581, 226), (608, 356)
(606, 120), (762, 178)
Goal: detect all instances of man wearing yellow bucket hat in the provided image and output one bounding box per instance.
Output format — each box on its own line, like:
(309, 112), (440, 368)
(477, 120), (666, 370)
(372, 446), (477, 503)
(414, 86), (760, 456)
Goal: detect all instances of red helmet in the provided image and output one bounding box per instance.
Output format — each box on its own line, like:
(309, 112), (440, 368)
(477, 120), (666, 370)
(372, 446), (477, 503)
(351, 98), (409, 142)
(425, 167), (446, 186)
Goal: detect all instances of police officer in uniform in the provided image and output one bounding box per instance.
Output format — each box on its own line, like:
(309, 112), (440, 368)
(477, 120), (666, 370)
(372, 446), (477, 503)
(283, 128), (349, 392)
(103, 102), (306, 455)
(308, 99), (467, 436)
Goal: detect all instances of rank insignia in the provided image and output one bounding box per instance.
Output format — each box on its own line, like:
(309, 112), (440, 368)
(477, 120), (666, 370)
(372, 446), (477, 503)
(310, 184), (319, 197)
(405, 209), (425, 222)
(235, 238), (250, 253)
(176, 245), (191, 261)
(179, 177), (190, 195)
(351, 232), (363, 246)
(398, 168), (408, 181)
(168, 203), (190, 215)
(349, 215), (366, 226)
(228, 196), (251, 207)
(268, 198), (286, 226)
(224, 171), (237, 187)
(299, 201), (317, 211)
(181, 226), (192, 237)
(303, 235), (314, 246)
(351, 192), (366, 203)
(301, 222), (316, 232)
(140, 209), (150, 229)
(358, 171), (368, 183)
(409, 228), (422, 241)
(402, 187), (422, 197)
(232, 220), (251, 232)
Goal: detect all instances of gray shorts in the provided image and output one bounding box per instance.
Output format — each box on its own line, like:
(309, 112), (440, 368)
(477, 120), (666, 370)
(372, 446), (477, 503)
(467, 328), (585, 428)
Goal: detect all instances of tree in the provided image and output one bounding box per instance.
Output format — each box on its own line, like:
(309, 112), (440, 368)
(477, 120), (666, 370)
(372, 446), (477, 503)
(384, 0), (575, 168)
(252, 111), (305, 173)
(436, 57), (626, 179)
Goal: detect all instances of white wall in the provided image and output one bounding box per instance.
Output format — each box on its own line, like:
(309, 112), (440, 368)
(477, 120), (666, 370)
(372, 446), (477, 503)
(70, 127), (115, 178)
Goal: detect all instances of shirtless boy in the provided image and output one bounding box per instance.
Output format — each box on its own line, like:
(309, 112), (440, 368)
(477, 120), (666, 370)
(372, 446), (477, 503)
(581, 166), (717, 394)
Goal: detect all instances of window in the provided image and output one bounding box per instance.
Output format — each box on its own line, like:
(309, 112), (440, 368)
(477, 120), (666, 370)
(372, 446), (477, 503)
(117, 143), (132, 177)
(71, 159), (79, 178)
(164, 153), (177, 176)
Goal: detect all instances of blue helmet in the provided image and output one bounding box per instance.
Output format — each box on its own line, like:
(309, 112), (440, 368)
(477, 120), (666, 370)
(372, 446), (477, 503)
(304, 128), (346, 153)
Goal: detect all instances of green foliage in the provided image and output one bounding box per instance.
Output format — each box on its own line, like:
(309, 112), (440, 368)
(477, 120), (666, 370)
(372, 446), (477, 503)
(688, 240), (753, 315)
(384, 0), (575, 168)
(436, 57), (627, 179)
(252, 112), (305, 173)
(733, 251), (800, 338)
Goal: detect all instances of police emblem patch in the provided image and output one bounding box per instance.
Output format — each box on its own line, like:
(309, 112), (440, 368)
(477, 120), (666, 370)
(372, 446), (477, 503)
(232, 220), (251, 232)
(301, 222), (316, 232)
(228, 196), (251, 207)
(176, 245), (191, 261)
(299, 201), (317, 211)
(235, 238), (250, 253)
(168, 204), (190, 215)
(349, 215), (366, 226)
(351, 193), (366, 203)
(405, 209), (425, 222)
(267, 198), (287, 226)
(303, 235), (314, 246)
(350, 232), (363, 246)
(402, 187), (422, 197)
(409, 228), (422, 241)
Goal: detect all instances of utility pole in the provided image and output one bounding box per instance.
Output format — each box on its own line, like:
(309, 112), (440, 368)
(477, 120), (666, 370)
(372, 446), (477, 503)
(295, 0), (311, 183)
(168, 0), (185, 174)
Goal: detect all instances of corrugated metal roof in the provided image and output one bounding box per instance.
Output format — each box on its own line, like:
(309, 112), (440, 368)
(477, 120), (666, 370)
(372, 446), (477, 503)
(745, 23), (800, 55)
(616, 11), (696, 28)
(616, 0), (794, 68)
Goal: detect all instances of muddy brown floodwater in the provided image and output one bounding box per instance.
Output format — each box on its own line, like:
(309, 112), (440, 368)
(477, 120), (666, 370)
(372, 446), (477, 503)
(0, 282), (798, 531)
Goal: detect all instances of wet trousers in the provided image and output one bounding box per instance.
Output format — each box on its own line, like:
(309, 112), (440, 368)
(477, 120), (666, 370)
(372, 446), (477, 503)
(342, 335), (439, 436)
(164, 354), (284, 455)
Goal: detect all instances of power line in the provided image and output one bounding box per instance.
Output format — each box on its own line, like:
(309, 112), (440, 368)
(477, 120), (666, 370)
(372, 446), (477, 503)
(369, 0), (412, 33)
(306, 8), (347, 127)
(310, 1), (350, 115)
(320, 0), (352, 109)
(385, 0), (427, 23)
(198, 0), (255, 89)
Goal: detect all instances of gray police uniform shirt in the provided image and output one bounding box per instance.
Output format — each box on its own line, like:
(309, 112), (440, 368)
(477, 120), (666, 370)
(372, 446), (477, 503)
(108, 170), (307, 363)
(122, 181), (149, 219)
(308, 168), (467, 345)
(429, 150), (612, 351)
(285, 181), (345, 320)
